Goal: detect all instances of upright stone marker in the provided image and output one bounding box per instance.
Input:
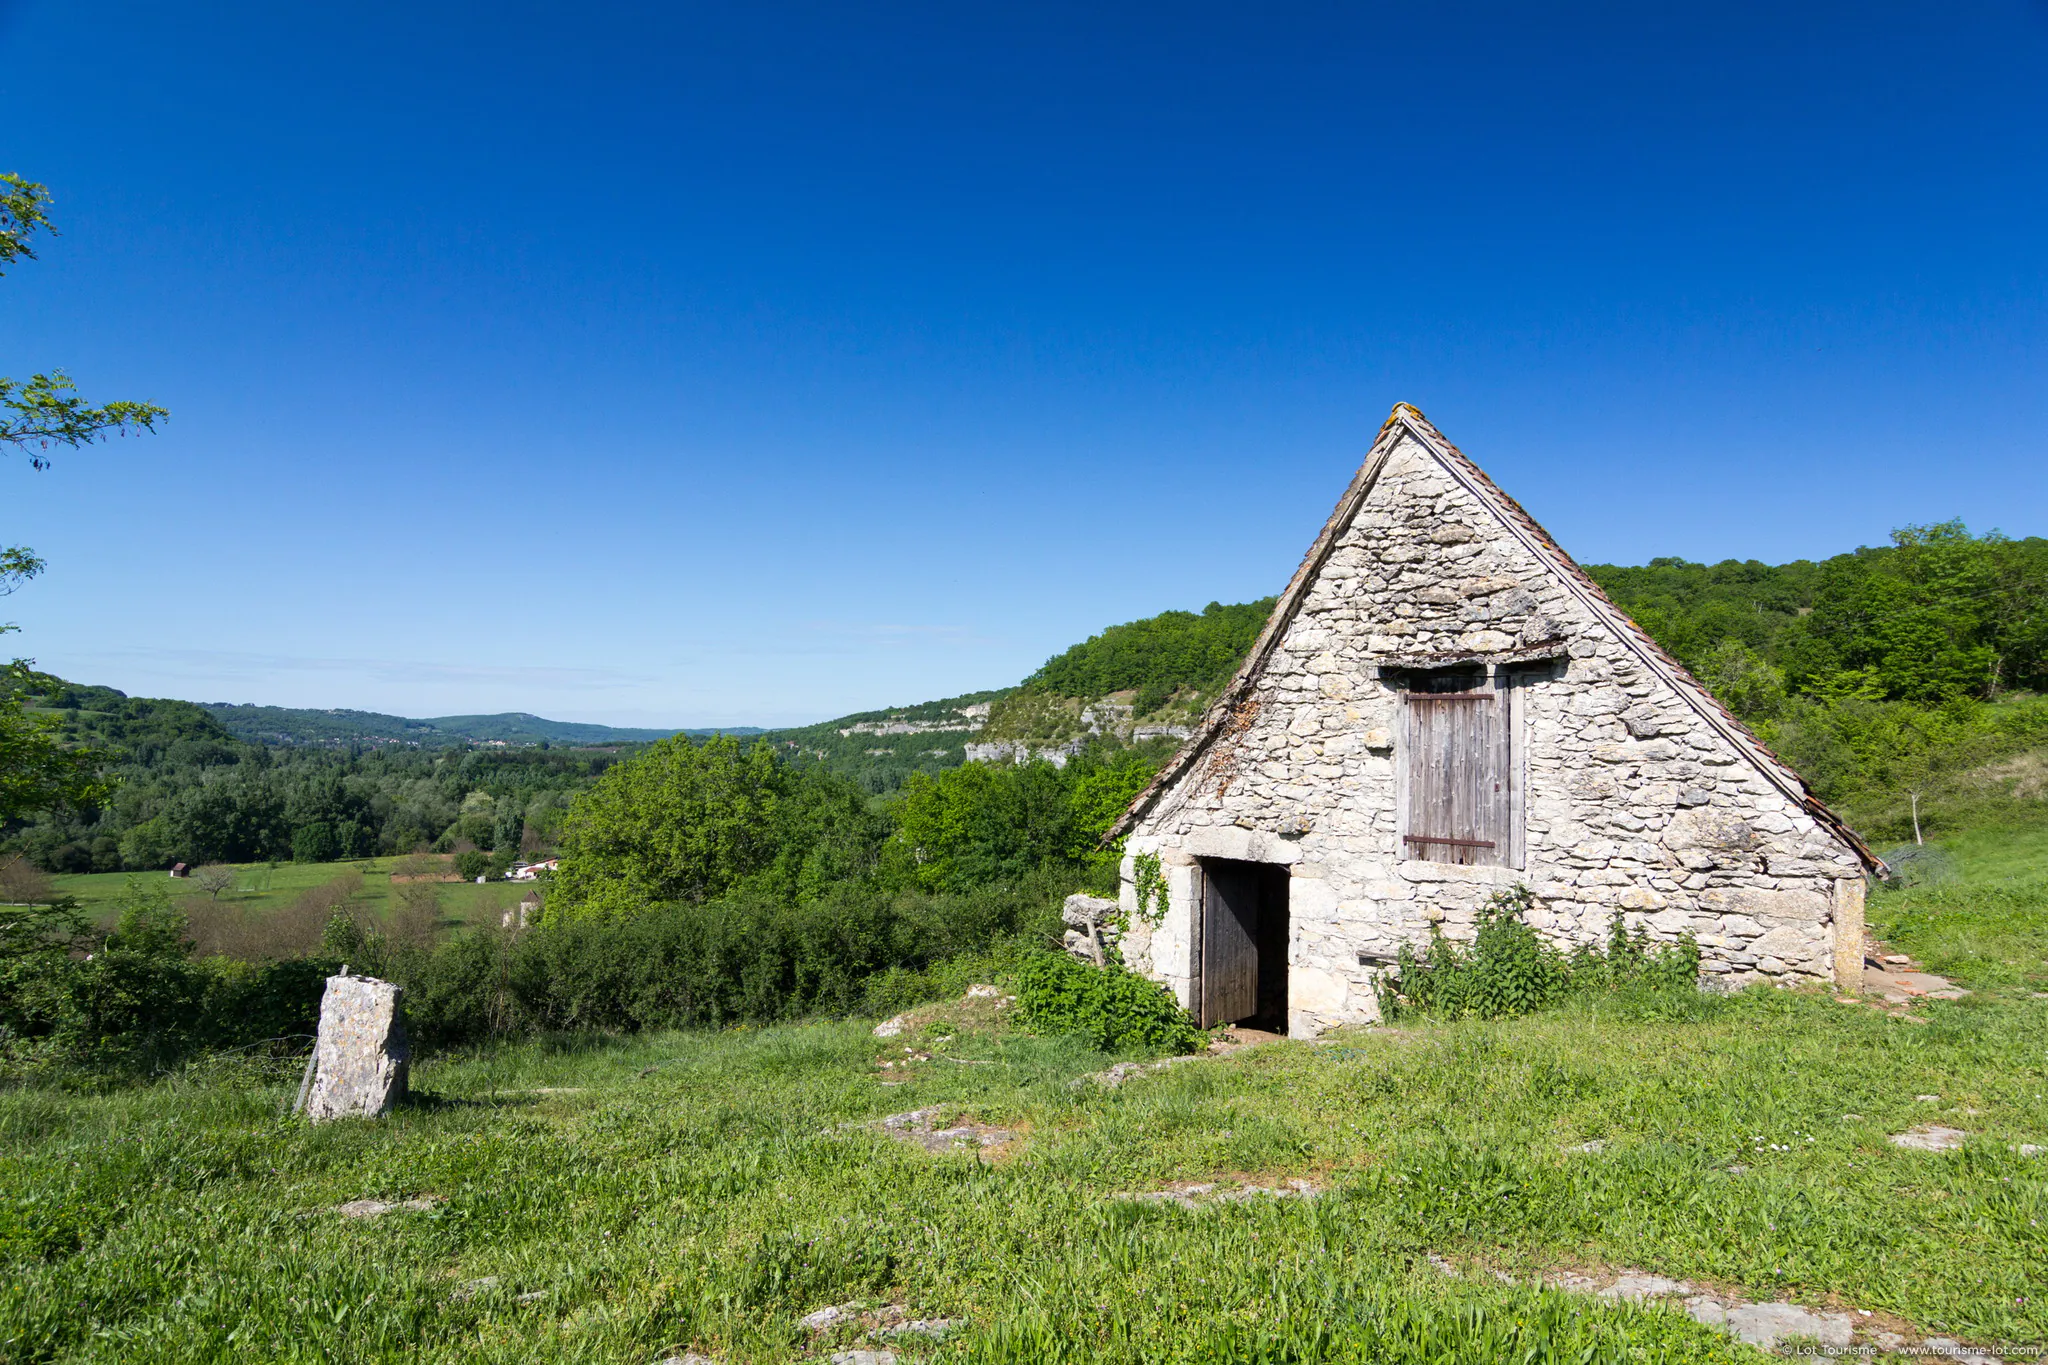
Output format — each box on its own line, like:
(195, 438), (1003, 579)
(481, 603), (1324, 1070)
(301, 972), (409, 1121)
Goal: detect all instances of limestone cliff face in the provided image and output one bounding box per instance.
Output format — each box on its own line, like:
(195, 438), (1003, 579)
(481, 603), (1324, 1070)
(838, 702), (989, 738)
(967, 691), (1195, 767)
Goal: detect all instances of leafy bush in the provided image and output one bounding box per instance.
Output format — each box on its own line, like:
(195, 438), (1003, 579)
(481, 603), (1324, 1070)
(1374, 886), (1700, 1022)
(890, 746), (1163, 895)
(0, 884), (331, 1080)
(548, 734), (892, 920)
(1014, 951), (1203, 1054)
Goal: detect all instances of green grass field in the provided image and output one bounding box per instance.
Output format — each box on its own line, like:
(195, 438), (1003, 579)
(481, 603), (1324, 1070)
(50, 858), (528, 931)
(1869, 824), (2048, 992)
(6, 831), (2044, 1363)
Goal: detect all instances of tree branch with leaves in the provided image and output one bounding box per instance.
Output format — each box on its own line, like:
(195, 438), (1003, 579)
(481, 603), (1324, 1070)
(2, 173), (167, 468)
(2, 171), (159, 832)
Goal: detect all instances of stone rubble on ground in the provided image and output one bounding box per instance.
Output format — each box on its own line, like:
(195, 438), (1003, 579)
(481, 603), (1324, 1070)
(654, 1355), (718, 1365)
(300, 973), (411, 1122)
(873, 984), (1010, 1037)
(1863, 966), (1971, 1005)
(1080, 1054), (1203, 1088)
(1523, 1263), (2002, 1359)
(800, 1304), (854, 1332)
(1692, 1300), (1854, 1350)
(1889, 1125), (1968, 1152)
(873, 1107), (1014, 1153)
(827, 1352), (896, 1365)
(878, 1318), (959, 1338)
(333, 1196), (440, 1218)
(1598, 1273), (1689, 1300)
(1114, 1179), (1318, 1210)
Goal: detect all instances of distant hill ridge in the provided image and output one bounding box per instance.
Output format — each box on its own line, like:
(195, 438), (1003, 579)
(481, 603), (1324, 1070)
(200, 702), (759, 749)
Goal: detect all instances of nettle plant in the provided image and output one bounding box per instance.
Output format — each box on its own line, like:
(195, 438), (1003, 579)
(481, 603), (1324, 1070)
(1374, 884), (1701, 1021)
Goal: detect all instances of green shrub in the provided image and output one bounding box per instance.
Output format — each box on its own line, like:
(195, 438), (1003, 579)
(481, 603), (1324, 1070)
(1014, 951), (1202, 1054)
(0, 885), (332, 1080)
(1375, 885), (1700, 1022)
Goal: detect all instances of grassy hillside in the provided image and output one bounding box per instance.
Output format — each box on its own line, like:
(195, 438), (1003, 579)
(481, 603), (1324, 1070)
(4, 831), (2043, 1362)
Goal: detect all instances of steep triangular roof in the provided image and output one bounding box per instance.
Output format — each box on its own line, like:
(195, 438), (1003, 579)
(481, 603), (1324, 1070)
(1110, 404), (1881, 873)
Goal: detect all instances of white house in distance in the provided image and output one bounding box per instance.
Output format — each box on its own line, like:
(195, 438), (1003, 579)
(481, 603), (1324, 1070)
(1109, 405), (1882, 1038)
(507, 858), (559, 882)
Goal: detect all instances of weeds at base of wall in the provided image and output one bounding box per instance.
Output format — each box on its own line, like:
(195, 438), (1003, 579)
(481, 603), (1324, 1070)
(1374, 885), (1702, 1022)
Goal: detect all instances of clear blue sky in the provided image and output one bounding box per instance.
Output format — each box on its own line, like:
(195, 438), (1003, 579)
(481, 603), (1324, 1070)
(5, 1), (2044, 727)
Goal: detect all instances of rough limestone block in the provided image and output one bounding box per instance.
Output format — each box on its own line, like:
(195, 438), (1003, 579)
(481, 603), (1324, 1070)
(302, 974), (409, 1122)
(1831, 877), (1866, 990)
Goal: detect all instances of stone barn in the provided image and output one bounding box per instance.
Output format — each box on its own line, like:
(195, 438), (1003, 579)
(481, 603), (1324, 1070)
(1108, 405), (1882, 1037)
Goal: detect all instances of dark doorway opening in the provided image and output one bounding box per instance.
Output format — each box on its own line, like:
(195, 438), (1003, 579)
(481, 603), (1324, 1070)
(1197, 858), (1291, 1030)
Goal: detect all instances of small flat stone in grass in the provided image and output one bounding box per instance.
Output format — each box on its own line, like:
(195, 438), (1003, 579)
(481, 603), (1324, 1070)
(875, 1107), (1014, 1154)
(800, 1304), (854, 1332)
(1889, 1125), (1968, 1152)
(1599, 1274), (1688, 1301)
(829, 1353), (897, 1365)
(1565, 1139), (1607, 1154)
(1114, 1180), (1318, 1210)
(2016, 1144), (2044, 1158)
(334, 1196), (440, 1218)
(880, 1319), (959, 1338)
(452, 1276), (498, 1300)
(1541, 1271), (1601, 1293)
(1690, 1300), (1854, 1350)
(655, 1355), (718, 1365)
(1916, 1093), (1941, 1102)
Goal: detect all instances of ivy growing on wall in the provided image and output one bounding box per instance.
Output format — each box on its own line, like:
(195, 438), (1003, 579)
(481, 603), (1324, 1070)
(1131, 851), (1168, 928)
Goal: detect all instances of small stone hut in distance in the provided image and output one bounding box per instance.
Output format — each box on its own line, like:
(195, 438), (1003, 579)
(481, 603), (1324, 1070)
(1109, 405), (1882, 1037)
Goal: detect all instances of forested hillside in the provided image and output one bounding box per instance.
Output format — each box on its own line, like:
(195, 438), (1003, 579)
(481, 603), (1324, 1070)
(7, 521), (2043, 875)
(200, 702), (723, 748)
(8, 683), (634, 872)
(1585, 521), (2048, 840)
(756, 691), (1006, 793)
(758, 600), (1280, 785)
(1026, 598), (1275, 715)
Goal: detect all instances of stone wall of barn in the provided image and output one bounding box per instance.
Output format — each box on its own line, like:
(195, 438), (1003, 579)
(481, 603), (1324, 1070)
(1118, 432), (1868, 1037)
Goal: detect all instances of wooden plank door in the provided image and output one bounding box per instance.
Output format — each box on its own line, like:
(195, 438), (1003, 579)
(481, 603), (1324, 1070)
(1401, 675), (1509, 867)
(1201, 862), (1260, 1026)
